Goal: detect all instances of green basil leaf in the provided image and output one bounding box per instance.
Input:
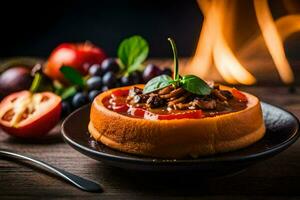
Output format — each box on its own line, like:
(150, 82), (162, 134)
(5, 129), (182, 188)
(181, 75), (212, 96)
(60, 66), (85, 87)
(117, 35), (149, 73)
(143, 75), (173, 94)
(60, 86), (77, 100)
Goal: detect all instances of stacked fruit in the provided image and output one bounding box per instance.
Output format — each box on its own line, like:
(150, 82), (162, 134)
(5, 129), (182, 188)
(0, 35), (172, 138)
(54, 36), (172, 117)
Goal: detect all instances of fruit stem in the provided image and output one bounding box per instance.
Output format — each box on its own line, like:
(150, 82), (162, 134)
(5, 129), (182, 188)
(30, 73), (42, 93)
(167, 38), (179, 81)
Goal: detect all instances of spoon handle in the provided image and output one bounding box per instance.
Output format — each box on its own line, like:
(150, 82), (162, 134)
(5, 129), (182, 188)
(0, 149), (103, 192)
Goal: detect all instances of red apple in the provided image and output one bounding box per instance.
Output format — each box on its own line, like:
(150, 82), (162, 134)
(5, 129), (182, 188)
(44, 42), (107, 82)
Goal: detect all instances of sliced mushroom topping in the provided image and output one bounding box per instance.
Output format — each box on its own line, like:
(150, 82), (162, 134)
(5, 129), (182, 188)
(174, 103), (190, 110)
(132, 94), (149, 104)
(220, 90), (233, 99)
(127, 87), (144, 104)
(212, 89), (227, 101)
(158, 85), (173, 95)
(146, 94), (166, 108)
(126, 84), (235, 111)
(168, 93), (191, 108)
(191, 98), (217, 110)
(128, 87), (143, 98)
(159, 87), (185, 99)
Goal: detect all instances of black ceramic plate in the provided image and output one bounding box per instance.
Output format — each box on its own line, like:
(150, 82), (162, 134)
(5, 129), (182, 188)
(62, 103), (299, 174)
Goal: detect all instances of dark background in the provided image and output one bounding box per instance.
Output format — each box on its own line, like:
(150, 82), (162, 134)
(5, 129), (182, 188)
(0, 0), (202, 58)
(0, 0), (297, 59)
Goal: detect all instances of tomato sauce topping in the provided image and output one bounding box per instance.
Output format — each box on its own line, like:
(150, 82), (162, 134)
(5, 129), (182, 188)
(102, 85), (248, 120)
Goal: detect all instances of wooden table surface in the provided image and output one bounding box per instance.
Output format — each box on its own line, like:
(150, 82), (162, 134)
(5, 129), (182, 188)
(1, 85), (300, 199)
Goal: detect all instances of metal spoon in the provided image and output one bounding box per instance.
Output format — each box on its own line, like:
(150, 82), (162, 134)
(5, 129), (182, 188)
(0, 149), (103, 192)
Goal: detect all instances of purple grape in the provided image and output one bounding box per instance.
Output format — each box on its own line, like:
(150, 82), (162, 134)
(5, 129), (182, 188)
(88, 90), (101, 102)
(101, 58), (120, 73)
(102, 71), (117, 88)
(142, 64), (162, 82)
(61, 101), (72, 118)
(86, 76), (102, 91)
(88, 64), (102, 76)
(72, 92), (88, 108)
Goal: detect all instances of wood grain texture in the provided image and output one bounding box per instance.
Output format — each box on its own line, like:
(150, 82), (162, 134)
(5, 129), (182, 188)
(1, 82), (300, 198)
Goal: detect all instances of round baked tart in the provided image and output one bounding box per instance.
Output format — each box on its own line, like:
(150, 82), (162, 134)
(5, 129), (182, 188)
(89, 84), (265, 158)
(88, 38), (265, 158)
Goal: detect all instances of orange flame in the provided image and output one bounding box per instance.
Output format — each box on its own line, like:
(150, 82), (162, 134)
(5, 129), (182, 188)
(188, 0), (299, 85)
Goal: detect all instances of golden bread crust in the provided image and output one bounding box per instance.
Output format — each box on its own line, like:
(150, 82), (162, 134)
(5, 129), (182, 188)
(89, 85), (265, 158)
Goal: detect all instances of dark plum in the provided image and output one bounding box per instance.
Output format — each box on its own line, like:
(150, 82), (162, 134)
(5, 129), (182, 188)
(142, 64), (162, 82)
(101, 58), (120, 73)
(88, 90), (101, 102)
(102, 71), (117, 88)
(86, 76), (102, 91)
(61, 101), (72, 118)
(162, 68), (173, 77)
(0, 66), (33, 98)
(72, 92), (88, 108)
(88, 64), (102, 76)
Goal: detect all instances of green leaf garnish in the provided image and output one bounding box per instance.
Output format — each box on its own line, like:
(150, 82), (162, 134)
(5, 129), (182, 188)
(143, 38), (212, 96)
(181, 75), (212, 96)
(30, 73), (42, 93)
(143, 75), (173, 94)
(117, 35), (149, 74)
(60, 66), (85, 87)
